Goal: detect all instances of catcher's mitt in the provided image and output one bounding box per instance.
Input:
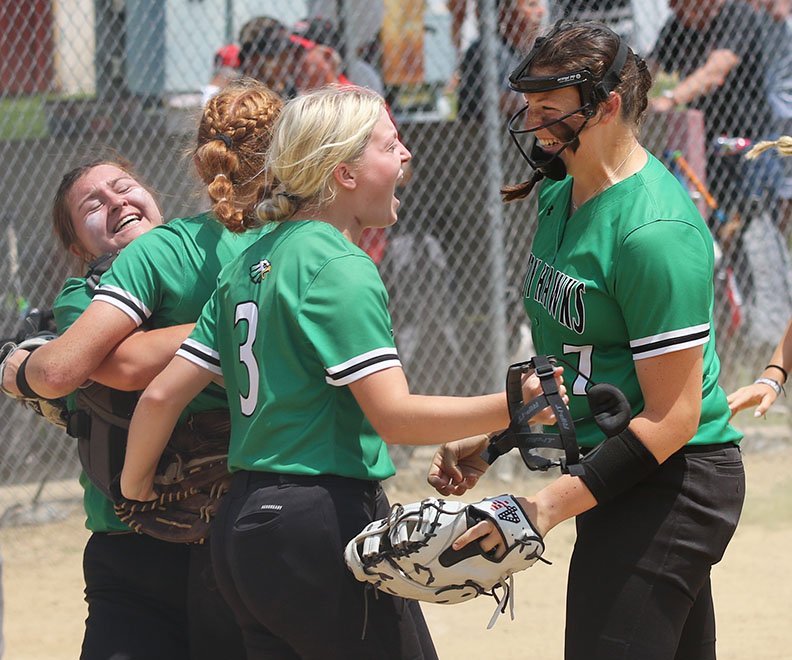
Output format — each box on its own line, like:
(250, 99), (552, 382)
(344, 494), (545, 628)
(108, 409), (233, 544)
(0, 332), (69, 429)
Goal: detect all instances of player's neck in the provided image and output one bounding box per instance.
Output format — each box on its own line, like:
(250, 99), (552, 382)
(569, 138), (645, 213)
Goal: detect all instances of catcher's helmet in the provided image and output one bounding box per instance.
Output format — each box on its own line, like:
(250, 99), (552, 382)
(506, 20), (630, 181)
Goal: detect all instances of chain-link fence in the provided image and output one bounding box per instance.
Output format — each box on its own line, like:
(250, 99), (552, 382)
(1, 0), (791, 525)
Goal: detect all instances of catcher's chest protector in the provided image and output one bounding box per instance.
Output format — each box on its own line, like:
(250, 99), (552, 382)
(68, 382), (139, 499)
(65, 252), (140, 498)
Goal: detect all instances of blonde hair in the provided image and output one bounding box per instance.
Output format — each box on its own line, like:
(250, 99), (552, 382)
(256, 85), (384, 223)
(193, 78), (284, 233)
(745, 136), (792, 160)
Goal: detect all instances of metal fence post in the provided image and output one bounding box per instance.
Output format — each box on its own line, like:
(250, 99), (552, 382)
(478, 0), (510, 389)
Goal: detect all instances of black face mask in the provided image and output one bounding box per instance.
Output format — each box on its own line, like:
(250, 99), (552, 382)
(506, 103), (592, 181)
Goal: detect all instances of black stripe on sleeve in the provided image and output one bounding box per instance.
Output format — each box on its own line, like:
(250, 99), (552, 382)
(179, 342), (221, 369)
(631, 327), (710, 357)
(95, 288), (149, 322)
(325, 351), (400, 382)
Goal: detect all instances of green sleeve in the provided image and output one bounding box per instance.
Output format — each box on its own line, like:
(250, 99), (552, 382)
(297, 255), (399, 385)
(53, 277), (93, 334)
(615, 220), (713, 353)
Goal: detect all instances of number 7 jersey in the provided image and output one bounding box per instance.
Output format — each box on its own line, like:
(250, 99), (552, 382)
(524, 151), (741, 448)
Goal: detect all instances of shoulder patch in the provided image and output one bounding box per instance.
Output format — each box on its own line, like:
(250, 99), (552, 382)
(249, 259), (272, 284)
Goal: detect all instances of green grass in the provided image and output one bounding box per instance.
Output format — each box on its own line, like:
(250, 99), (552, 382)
(0, 96), (48, 140)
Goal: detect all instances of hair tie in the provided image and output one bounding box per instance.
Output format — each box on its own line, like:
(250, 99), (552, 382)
(211, 134), (233, 149)
(213, 173), (229, 183)
(278, 190), (299, 202)
(216, 197), (229, 204)
(634, 53), (648, 73)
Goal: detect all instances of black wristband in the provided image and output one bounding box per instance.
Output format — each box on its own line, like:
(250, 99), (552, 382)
(573, 427), (659, 505)
(765, 364), (788, 383)
(15, 353), (42, 399)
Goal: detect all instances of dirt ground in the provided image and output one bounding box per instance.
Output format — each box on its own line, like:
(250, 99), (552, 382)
(2, 441), (791, 660)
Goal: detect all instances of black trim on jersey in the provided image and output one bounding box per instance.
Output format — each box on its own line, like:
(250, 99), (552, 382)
(94, 288), (149, 321)
(630, 327), (710, 357)
(179, 341), (221, 369)
(325, 351), (400, 382)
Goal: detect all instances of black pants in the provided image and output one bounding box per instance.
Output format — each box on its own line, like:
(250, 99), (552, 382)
(81, 532), (245, 660)
(211, 471), (438, 660)
(565, 443), (745, 660)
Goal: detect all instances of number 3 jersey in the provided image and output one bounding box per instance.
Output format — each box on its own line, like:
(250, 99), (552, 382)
(180, 220), (400, 481)
(525, 151), (741, 448)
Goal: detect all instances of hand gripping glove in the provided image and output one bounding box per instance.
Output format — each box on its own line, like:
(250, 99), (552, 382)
(110, 410), (233, 544)
(344, 494), (545, 628)
(0, 333), (69, 429)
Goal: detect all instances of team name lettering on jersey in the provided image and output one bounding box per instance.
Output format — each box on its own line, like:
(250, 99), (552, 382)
(523, 253), (586, 334)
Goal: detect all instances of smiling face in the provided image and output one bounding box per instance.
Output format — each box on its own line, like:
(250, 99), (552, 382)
(521, 83), (589, 157)
(66, 164), (162, 260)
(352, 109), (412, 229)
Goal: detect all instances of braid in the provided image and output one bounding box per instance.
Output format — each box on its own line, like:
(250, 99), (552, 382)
(501, 171), (544, 203)
(193, 78), (284, 233)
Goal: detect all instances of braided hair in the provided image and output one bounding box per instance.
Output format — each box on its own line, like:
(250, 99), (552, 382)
(193, 78), (284, 233)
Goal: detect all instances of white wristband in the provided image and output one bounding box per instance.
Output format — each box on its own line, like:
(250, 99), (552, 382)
(754, 377), (782, 396)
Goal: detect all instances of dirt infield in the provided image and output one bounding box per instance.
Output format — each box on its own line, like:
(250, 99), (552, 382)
(3, 443), (791, 659)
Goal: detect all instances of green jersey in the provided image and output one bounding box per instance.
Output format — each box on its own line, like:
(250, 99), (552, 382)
(94, 213), (266, 416)
(180, 220), (398, 481)
(525, 151), (741, 448)
(57, 213), (265, 533)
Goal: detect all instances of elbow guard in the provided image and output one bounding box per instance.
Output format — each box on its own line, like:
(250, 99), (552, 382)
(571, 427), (659, 505)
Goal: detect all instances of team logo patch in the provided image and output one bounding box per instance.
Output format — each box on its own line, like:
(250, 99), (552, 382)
(249, 259), (271, 284)
(490, 498), (522, 524)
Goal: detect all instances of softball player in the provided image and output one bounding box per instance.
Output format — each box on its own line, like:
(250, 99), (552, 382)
(117, 86), (560, 659)
(430, 21), (744, 660)
(50, 160), (198, 660)
(3, 79), (284, 659)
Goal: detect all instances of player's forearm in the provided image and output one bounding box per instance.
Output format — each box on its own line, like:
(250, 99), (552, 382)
(521, 475), (598, 537)
(25, 301), (137, 398)
(120, 356), (213, 500)
(91, 324), (196, 391)
(673, 49), (739, 105)
(760, 316), (792, 384)
(121, 391), (184, 500)
(374, 392), (510, 446)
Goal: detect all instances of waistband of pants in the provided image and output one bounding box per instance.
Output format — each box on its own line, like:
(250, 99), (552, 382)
(231, 470), (381, 493)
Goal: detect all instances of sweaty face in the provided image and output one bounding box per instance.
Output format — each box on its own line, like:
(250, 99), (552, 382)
(67, 164), (163, 261)
(353, 109), (412, 230)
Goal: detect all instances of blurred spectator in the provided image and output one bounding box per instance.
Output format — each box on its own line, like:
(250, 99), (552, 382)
(238, 16), (304, 99)
(202, 44), (242, 106)
(748, 0), (791, 20)
(758, 2), (792, 238)
(649, 0), (781, 204)
(551, 0), (636, 43)
(457, 0), (546, 121)
(294, 15), (385, 94)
